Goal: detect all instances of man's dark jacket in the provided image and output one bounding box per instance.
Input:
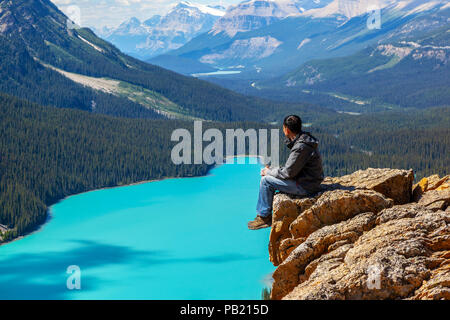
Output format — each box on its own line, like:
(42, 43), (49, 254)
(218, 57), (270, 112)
(267, 131), (324, 194)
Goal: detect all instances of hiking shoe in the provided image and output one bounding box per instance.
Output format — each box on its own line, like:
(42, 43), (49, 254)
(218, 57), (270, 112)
(248, 215), (272, 230)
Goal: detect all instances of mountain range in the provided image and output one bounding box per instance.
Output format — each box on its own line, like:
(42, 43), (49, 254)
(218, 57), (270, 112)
(165, 0), (449, 78)
(91, 0), (449, 101)
(269, 24), (450, 109)
(0, 0), (322, 122)
(0, 0), (448, 250)
(209, 0), (334, 37)
(101, 1), (226, 60)
(2, 0), (447, 117)
(141, 0), (447, 112)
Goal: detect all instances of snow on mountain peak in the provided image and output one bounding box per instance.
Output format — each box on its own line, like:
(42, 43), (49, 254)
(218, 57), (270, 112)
(302, 0), (447, 19)
(401, 0), (447, 16)
(105, 2), (225, 59)
(124, 17), (141, 26)
(114, 17), (147, 35)
(301, 0), (395, 19)
(171, 1), (226, 17)
(210, 0), (332, 37)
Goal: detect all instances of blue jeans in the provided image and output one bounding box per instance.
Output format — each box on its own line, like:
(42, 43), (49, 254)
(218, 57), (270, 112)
(256, 175), (309, 217)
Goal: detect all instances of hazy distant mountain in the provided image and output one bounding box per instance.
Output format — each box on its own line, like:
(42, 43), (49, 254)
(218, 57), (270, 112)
(0, 0), (162, 119)
(211, 0), (333, 37)
(104, 1), (225, 60)
(0, 0), (302, 122)
(143, 15), (162, 27)
(91, 25), (114, 38)
(167, 0), (449, 77)
(263, 23), (450, 109)
(303, 0), (446, 19)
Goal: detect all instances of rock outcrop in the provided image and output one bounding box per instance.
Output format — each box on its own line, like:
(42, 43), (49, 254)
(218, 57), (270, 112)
(412, 175), (450, 211)
(322, 168), (414, 205)
(268, 169), (449, 300)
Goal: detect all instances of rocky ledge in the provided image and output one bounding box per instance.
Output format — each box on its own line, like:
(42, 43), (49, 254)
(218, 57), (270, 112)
(268, 168), (449, 300)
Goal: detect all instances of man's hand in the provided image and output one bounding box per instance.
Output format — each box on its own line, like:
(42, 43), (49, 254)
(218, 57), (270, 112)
(261, 165), (270, 176)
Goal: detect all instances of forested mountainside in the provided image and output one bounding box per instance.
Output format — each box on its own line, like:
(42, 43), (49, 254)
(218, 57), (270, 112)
(259, 25), (450, 111)
(201, 21), (450, 113)
(167, 2), (449, 113)
(165, 1), (448, 77)
(1, 93), (448, 242)
(0, 0), (448, 245)
(313, 107), (450, 176)
(0, 0), (324, 122)
(0, 93), (211, 241)
(0, 35), (163, 120)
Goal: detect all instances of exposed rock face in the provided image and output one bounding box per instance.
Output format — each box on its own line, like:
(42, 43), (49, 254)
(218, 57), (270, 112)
(105, 2), (225, 59)
(269, 168), (411, 266)
(413, 175), (449, 211)
(322, 168), (414, 205)
(268, 170), (449, 300)
(210, 0), (312, 37)
(269, 194), (316, 266)
(272, 212), (379, 299)
(200, 36), (283, 64)
(289, 189), (393, 239)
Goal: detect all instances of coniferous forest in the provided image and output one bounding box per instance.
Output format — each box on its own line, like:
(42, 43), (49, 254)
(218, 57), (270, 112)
(0, 0), (448, 244)
(1, 93), (448, 241)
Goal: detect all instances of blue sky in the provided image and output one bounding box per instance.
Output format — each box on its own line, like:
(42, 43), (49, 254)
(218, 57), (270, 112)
(51, 0), (241, 29)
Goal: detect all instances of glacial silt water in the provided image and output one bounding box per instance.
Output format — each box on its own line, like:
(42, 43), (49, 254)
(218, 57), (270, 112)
(0, 158), (274, 299)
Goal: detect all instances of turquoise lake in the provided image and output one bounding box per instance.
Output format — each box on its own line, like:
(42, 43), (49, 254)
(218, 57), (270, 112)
(191, 70), (242, 77)
(0, 158), (274, 299)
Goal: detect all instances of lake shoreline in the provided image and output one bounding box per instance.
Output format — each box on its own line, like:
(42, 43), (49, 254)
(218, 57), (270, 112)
(0, 156), (274, 299)
(0, 175), (192, 247)
(0, 155), (264, 247)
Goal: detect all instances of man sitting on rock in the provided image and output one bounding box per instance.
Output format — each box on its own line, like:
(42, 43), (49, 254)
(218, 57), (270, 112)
(248, 115), (324, 230)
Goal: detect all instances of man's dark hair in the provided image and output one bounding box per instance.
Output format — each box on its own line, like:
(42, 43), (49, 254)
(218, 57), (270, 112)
(283, 115), (302, 134)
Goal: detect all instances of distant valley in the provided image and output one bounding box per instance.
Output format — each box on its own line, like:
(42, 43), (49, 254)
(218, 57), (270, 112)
(94, 0), (449, 112)
(142, 0), (448, 76)
(0, 0), (318, 122)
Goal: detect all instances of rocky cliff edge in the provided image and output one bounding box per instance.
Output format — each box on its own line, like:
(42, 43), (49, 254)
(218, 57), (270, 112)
(268, 168), (449, 300)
